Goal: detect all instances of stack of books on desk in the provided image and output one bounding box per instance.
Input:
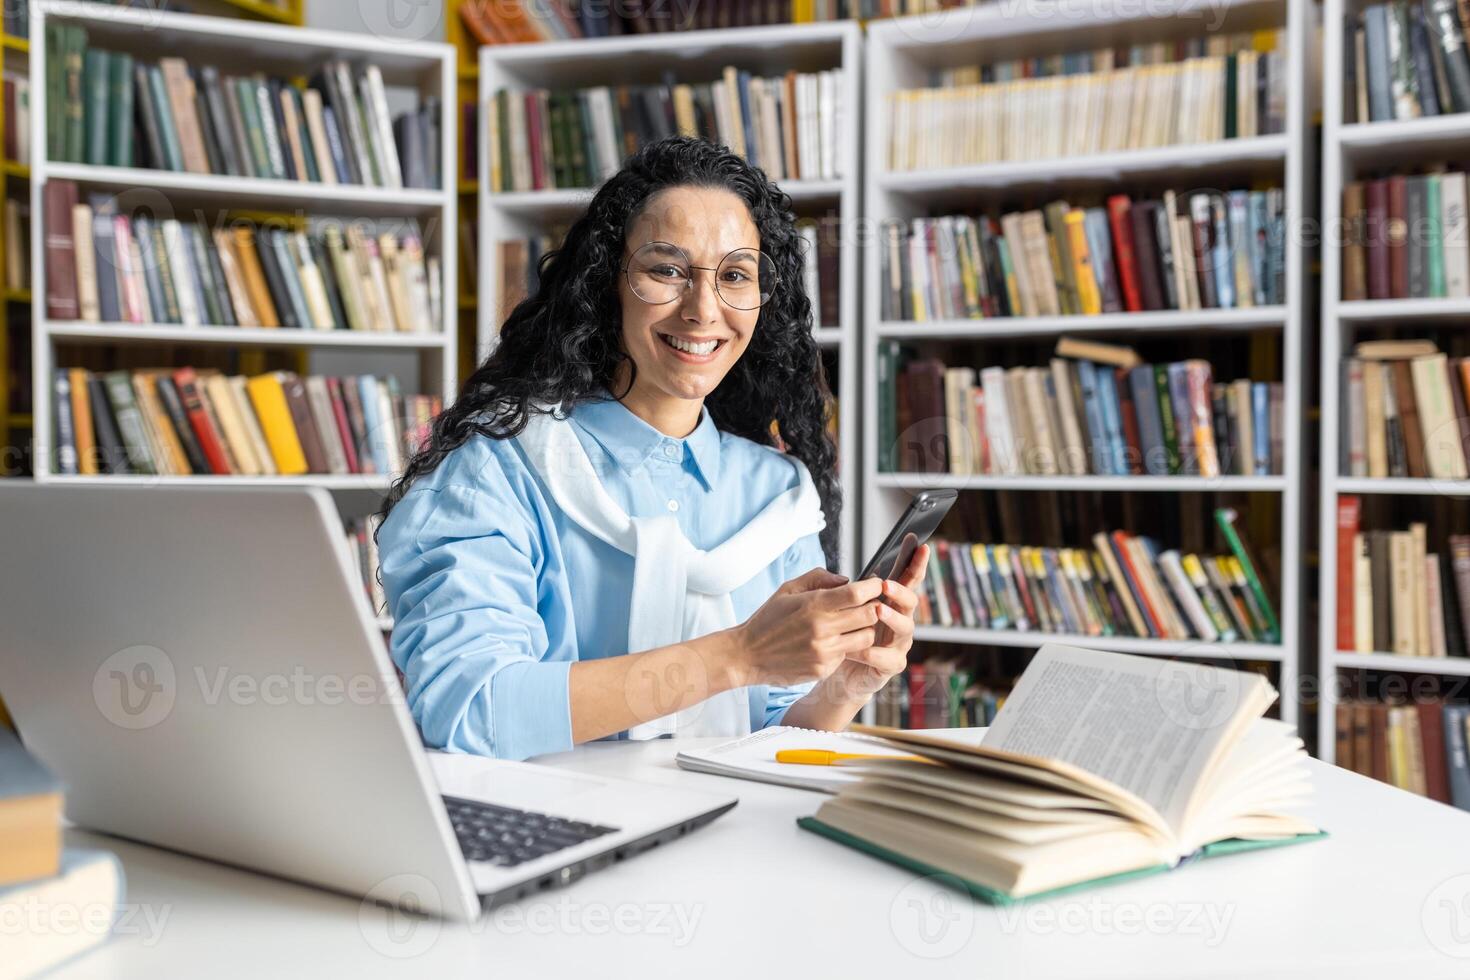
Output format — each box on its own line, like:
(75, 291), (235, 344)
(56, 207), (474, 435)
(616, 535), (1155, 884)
(800, 644), (1322, 902)
(2, 726), (123, 976)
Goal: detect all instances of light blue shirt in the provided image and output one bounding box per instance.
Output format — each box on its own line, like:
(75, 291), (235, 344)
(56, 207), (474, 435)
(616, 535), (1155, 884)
(376, 390), (828, 761)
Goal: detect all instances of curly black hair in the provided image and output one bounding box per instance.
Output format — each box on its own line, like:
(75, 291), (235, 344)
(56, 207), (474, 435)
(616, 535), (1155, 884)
(379, 135), (841, 570)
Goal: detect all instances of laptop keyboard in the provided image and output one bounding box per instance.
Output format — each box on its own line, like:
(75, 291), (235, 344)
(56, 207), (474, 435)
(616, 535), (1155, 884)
(442, 795), (620, 868)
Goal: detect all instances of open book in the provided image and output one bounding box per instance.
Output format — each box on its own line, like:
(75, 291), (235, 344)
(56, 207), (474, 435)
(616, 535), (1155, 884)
(799, 643), (1323, 902)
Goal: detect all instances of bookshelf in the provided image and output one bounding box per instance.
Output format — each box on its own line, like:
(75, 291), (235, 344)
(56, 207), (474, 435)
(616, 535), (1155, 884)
(28, 2), (457, 494)
(0, 4), (28, 473)
(477, 22), (864, 576)
(1317, 0), (1470, 763)
(863, 0), (1312, 725)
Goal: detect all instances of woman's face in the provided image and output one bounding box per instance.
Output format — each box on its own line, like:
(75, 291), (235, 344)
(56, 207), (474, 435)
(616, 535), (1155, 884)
(614, 185), (764, 405)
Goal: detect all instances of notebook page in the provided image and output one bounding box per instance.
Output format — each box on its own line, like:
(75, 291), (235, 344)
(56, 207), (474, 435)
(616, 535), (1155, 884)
(675, 726), (925, 792)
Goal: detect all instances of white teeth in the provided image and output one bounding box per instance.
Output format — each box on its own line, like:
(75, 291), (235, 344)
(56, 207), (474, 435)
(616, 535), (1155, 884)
(663, 334), (719, 355)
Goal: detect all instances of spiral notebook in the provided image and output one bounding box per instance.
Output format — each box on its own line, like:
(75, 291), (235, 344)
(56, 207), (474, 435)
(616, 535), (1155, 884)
(674, 726), (984, 793)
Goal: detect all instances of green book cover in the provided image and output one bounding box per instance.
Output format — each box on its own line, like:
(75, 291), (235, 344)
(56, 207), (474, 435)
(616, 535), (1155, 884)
(1214, 506), (1282, 642)
(878, 340), (897, 473)
(184, 224), (224, 326)
(289, 86), (321, 183)
(1427, 174), (1446, 298)
(108, 52), (134, 168)
(1043, 201), (1078, 316)
(497, 89), (513, 191)
(324, 227), (367, 332)
(44, 22), (63, 161)
(147, 65), (183, 172)
(1153, 364), (1180, 474)
(103, 370), (156, 475)
(149, 224), (182, 324)
(1224, 53), (1238, 139)
(234, 76), (270, 178)
(82, 48), (109, 166)
(797, 816), (1327, 906)
(63, 24), (88, 163)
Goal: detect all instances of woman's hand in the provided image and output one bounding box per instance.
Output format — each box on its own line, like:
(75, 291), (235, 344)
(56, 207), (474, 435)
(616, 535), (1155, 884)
(776, 544), (930, 732)
(819, 544), (929, 703)
(724, 570), (886, 688)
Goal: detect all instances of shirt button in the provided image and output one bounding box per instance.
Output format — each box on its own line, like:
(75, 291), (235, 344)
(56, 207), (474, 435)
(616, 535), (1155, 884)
(666, 499), (680, 512)
(663, 442), (679, 459)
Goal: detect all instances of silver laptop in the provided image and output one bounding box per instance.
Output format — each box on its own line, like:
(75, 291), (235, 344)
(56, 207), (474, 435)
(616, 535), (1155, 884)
(0, 484), (735, 921)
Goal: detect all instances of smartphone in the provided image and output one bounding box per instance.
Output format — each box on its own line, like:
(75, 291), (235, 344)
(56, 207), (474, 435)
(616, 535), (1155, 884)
(858, 489), (958, 582)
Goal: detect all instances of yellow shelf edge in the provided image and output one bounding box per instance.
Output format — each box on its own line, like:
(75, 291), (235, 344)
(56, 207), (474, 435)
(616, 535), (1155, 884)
(214, 0), (303, 26)
(2, 34), (28, 54)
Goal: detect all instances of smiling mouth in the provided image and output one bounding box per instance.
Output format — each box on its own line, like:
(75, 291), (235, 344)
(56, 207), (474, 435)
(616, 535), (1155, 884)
(659, 333), (726, 356)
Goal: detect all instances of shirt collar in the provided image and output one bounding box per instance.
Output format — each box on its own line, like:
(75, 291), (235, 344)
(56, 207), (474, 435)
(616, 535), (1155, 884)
(570, 389), (722, 491)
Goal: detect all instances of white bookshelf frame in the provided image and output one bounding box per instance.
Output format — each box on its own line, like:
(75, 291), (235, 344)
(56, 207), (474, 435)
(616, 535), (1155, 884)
(864, 0), (1312, 726)
(1317, 0), (1470, 762)
(478, 22), (863, 576)
(29, 0), (458, 488)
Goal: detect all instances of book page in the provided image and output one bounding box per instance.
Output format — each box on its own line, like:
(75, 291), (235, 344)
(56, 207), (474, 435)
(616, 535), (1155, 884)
(981, 643), (1271, 833)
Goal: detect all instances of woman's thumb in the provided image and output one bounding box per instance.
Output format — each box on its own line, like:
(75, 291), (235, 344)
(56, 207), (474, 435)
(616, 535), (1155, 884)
(780, 567), (848, 595)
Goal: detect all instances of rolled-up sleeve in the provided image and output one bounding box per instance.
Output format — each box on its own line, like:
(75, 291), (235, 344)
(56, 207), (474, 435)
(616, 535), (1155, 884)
(378, 459), (573, 761)
(761, 529), (827, 728)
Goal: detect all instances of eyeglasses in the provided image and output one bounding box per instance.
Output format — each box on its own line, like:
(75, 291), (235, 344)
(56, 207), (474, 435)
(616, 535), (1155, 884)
(620, 241), (779, 311)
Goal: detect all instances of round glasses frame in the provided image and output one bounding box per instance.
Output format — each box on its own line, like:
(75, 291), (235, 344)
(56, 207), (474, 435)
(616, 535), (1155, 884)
(620, 241), (780, 311)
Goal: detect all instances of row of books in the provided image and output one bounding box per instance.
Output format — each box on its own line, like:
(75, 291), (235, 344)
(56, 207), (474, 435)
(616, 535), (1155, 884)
(878, 190), (1287, 323)
(889, 31), (1288, 171)
(796, 216), (842, 328)
(1346, 1), (1470, 124)
(45, 23), (441, 188)
(1341, 173), (1470, 301)
(52, 367), (438, 478)
(915, 511), (1281, 644)
(1335, 698), (1470, 810)
(44, 181), (443, 332)
(1339, 341), (1470, 480)
(486, 68), (844, 193)
(869, 660), (1008, 730)
(3, 72), (28, 166)
(345, 516), (387, 624)
(1334, 500), (1470, 658)
(4, 198), (26, 294)
(458, 0), (892, 42)
(879, 339), (1283, 477)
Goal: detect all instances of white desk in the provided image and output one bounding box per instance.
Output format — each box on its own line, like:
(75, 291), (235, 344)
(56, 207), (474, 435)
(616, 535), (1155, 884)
(43, 737), (1470, 980)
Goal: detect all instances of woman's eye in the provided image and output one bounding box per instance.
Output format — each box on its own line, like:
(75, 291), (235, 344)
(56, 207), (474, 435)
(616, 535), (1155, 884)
(654, 265), (688, 278)
(723, 270), (752, 282)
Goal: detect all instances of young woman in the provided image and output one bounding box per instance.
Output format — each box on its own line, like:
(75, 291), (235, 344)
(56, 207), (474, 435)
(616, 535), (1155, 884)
(376, 136), (929, 761)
